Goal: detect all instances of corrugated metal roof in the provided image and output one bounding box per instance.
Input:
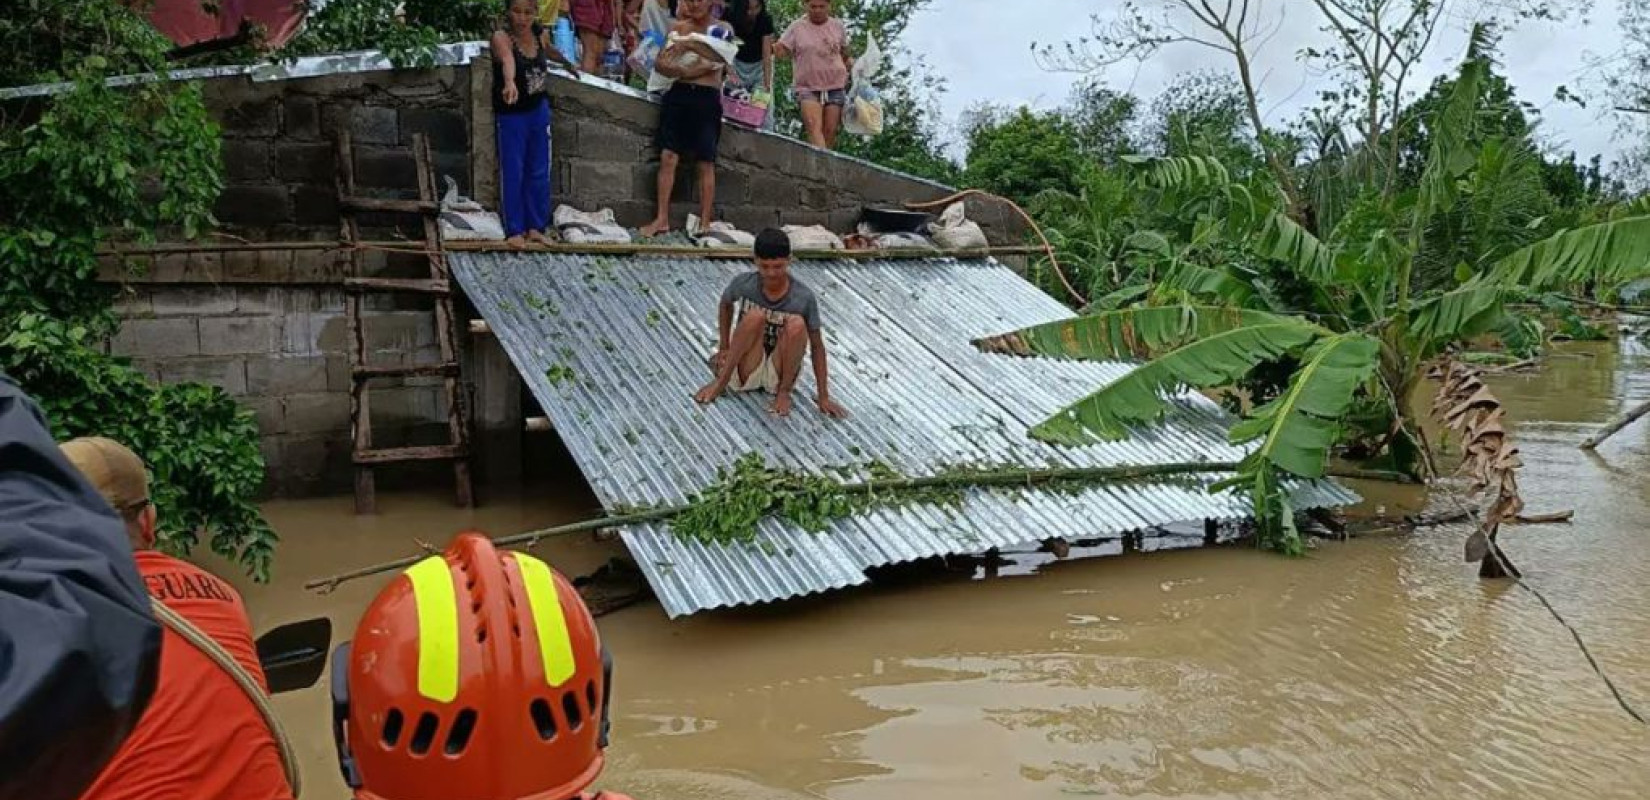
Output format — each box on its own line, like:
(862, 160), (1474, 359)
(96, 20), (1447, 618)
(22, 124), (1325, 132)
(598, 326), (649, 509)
(451, 252), (1358, 617)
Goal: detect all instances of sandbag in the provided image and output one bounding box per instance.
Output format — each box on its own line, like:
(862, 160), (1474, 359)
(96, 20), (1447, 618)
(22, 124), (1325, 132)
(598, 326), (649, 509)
(782, 224), (844, 251)
(554, 205), (633, 244)
(929, 202), (988, 250)
(438, 175), (504, 241)
(689, 215), (756, 248)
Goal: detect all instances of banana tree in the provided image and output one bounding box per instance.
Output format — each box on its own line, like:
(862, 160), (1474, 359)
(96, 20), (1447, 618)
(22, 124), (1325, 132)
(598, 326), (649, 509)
(977, 29), (1650, 551)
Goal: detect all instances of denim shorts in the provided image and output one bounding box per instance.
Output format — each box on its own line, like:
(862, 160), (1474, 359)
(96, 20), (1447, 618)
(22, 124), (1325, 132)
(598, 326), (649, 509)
(793, 87), (847, 107)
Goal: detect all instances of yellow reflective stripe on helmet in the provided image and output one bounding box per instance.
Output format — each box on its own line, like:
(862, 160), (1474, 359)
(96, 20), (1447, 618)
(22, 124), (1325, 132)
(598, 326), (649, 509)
(511, 553), (577, 687)
(405, 556), (459, 703)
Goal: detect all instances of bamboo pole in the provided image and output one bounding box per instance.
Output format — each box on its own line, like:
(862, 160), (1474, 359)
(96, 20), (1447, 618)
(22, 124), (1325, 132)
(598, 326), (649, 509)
(1579, 398), (1650, 450)
(302, 461), (1407, 593)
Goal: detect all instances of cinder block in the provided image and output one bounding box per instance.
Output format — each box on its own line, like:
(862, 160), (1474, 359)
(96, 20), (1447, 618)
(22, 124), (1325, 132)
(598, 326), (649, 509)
(222, 139), (271, 182)
(161, 357), (248, 395)
(110, 318), (200, 358)
(221, 97), (279, 138)
(284, 96), (320, 139)
(245, 396), (284, 434)
(150, 287), (235, 317)
(282, 392), (350, 434)
(214, 185), (293, 228)
(354, 147), (418, 190)
(749, 173), (799, 206)
(400, 107), (469, 151)
(199, 316), (283, 356)
(236, 287), (285, 315)
(273, 142), (336, 183)
(246, 355), (329, 395)
(350, 105), (400, 145)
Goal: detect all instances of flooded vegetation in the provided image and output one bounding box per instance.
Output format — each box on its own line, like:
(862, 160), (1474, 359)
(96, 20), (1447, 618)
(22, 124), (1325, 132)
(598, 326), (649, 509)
(232, 337), (1650, 799)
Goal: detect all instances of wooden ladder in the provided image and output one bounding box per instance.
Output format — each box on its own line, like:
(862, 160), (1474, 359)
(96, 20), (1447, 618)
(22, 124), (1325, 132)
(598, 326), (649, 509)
(333, 130), (473, 514)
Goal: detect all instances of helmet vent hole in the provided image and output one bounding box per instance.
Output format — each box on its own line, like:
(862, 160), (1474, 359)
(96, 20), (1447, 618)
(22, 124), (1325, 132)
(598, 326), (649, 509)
(530, 698), (559, 740)
(409, 712), (440, 756)
(445, 709), (478, 755)
(562, 691), (584, 731)
(381, 708), (405, 747)
(585, 680), (598, 716)
(512, 621), (522, 639)
(476, 625), (489, 644)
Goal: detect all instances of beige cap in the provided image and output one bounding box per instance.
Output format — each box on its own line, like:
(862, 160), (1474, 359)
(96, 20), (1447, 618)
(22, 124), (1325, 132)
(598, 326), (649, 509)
(59, 436), (151, 516)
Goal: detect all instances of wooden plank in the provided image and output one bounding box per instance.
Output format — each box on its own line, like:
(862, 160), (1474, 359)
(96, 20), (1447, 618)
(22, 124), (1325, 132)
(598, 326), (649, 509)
(352, 362), (461, 381)
(354, 445), (470, 465)
(415, 134), (474, 509)
(339, 196), (440, 215)
(343, 277), (450, 294)
(335, 130), (376, 515)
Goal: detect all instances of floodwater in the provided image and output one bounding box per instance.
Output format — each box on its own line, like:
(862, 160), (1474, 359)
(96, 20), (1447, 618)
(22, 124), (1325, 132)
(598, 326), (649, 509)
(230, 338), (1650, 799)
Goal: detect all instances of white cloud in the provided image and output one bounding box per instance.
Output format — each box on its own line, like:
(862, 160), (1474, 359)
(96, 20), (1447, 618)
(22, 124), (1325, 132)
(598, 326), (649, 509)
(903, 0), (1633, 165)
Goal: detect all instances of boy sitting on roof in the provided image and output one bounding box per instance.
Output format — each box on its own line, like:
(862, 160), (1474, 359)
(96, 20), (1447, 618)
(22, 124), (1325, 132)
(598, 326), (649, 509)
(695, 228), (849, 419)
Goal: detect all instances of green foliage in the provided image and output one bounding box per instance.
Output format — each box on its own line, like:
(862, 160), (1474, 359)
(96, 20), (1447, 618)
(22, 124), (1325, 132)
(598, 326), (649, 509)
(1, 0), (276, 578)
(670, 453), (863, 545)
(1030, 313), (1324, 446)
(960, 107), (1092, 204)
(992, 27), (1650, 552)
(278, 0), (499, 67)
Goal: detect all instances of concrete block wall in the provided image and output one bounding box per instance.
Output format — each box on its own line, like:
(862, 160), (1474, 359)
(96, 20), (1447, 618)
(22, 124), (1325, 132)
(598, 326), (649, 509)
(108, 282), (452, 495)
(104, 58), (1026, 497)
(203, 66), (472, 241)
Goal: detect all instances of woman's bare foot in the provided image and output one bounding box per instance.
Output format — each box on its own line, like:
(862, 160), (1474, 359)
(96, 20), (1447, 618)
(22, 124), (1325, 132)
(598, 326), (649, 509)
(505, 235), (526, 249)
(526, 230), (550, 245)
(637, 218), (671, 238)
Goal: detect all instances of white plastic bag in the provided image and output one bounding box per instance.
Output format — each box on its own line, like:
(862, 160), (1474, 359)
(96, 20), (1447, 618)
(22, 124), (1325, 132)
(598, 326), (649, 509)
(929, 202), (988, 250)
(782, 224), (845, 250)
(554, 205), (633, 244)
(438, 175), (504, 240)
(842, 33), (884, 137)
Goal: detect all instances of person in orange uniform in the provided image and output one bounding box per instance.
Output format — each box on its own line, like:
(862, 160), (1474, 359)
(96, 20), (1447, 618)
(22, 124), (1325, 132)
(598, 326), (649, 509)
(59, 437), (293, 800)
(330, 532), (633, 800)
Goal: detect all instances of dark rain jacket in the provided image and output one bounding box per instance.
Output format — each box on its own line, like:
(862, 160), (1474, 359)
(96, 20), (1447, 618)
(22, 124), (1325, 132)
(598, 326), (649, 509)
(0, 374), (162, 800)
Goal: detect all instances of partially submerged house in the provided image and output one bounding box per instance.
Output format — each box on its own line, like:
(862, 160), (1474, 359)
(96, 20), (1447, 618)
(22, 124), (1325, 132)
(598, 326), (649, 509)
(6, 47), (1356, 616)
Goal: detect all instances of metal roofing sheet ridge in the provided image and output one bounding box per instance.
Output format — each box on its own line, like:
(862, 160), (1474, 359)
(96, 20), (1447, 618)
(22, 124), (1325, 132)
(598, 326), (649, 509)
(468, 257), (685, 505)
(834, 259), (1246, 468)
(808, 267), (1054, 469)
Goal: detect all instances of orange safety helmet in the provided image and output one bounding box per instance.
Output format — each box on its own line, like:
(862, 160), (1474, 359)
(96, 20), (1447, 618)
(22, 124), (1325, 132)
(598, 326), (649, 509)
(330, 532), (613, 800)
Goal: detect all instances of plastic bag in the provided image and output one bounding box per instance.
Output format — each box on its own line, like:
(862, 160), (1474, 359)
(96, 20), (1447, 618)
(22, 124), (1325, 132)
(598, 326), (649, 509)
(554, 205), (633, 244)
(782, 224), (845, 250)
(438, 175), (504, 240)
(689, 214), (756, 248)
(842, 33), (884, 137)
(929, 202), (988, 250)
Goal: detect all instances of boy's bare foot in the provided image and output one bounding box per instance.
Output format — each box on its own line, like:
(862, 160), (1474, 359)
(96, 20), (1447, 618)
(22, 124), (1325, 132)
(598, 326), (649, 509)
(505, 235), (526, 249)
(694, 380), (726, 405)
(638, 219), (671, 238)
(526, 230), (550, 245)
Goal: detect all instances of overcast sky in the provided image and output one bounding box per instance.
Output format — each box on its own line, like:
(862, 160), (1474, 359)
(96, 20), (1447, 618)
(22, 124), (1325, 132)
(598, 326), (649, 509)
(903, 0), (1635, 166)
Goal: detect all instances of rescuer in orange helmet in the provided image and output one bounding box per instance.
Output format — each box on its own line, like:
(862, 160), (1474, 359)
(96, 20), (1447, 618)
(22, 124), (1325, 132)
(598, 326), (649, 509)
(330, 532), (633, 800)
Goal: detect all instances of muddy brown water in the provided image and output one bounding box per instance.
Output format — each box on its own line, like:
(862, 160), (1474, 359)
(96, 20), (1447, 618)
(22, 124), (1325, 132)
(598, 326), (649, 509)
(225, 339), (1650, 799)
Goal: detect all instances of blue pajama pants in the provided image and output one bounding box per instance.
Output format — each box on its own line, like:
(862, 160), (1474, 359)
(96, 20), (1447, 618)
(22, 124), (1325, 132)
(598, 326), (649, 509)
(496, 99), (552, 237)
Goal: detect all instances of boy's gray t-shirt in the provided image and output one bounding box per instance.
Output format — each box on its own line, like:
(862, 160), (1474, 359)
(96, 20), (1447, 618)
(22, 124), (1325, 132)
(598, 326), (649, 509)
(721, 272), (822, 331)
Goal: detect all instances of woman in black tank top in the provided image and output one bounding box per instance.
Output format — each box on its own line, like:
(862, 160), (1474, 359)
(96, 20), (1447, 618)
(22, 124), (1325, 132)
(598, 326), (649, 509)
(491, 0), (578, 247)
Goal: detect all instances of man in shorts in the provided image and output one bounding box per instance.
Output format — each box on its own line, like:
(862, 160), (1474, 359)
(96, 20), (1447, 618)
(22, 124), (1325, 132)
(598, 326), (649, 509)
(694, 228), (850, 419)
(638, 0), (733, 237)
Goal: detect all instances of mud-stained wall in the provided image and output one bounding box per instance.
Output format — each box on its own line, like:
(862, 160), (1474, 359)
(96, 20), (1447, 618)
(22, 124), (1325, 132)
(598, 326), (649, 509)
(100, 58), (1023, 496)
